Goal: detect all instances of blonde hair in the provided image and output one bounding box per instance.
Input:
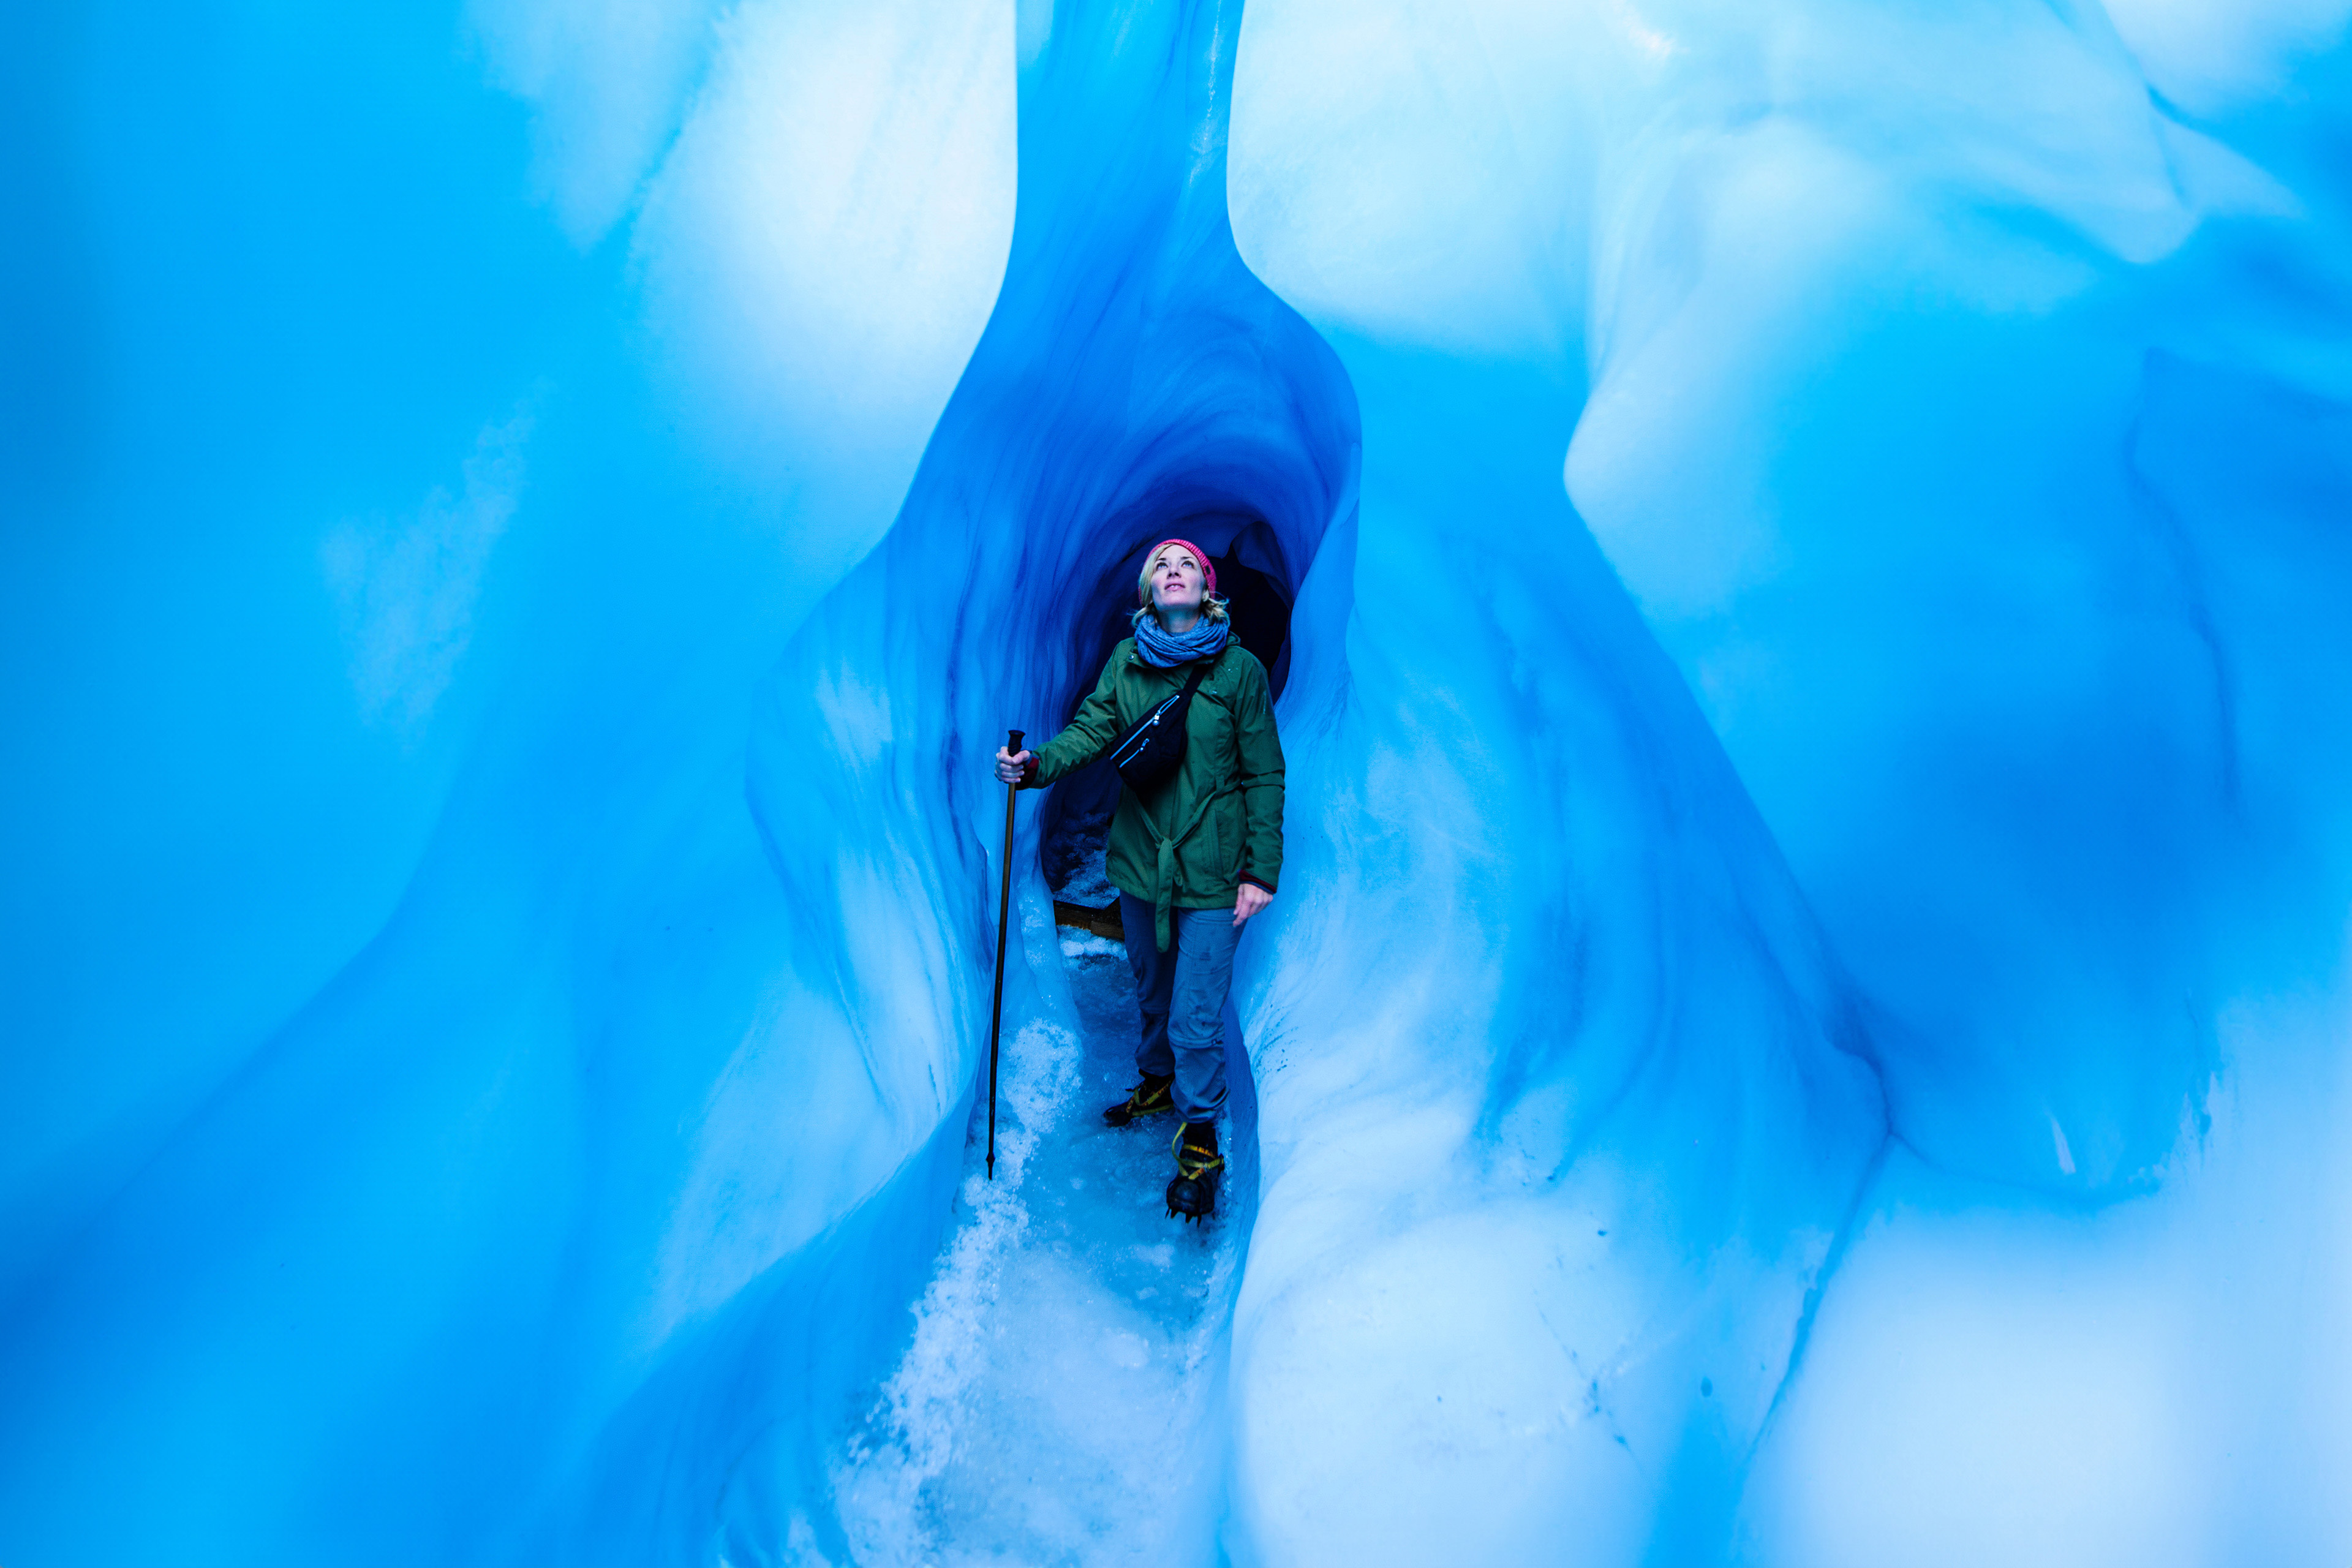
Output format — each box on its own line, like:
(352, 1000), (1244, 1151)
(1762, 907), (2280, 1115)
(1132, 592), (1228, 630)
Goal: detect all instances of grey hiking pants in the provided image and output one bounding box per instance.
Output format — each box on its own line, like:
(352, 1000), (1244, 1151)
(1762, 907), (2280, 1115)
(1118, 893), (1238, 1124)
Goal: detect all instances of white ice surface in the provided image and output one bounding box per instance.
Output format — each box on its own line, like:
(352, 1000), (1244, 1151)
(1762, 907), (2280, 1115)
(832, 938), (1241, 1568)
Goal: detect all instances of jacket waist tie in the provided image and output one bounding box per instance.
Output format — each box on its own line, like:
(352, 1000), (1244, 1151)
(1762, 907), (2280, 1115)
(1147, 782), (1234, 952)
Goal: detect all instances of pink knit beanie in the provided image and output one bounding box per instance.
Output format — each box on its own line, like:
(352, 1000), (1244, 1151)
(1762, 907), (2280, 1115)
(1136, 538), (1217, 605)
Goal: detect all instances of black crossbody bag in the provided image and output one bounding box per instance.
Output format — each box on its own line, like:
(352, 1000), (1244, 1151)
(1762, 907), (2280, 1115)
(1107, 658), (1211, 794)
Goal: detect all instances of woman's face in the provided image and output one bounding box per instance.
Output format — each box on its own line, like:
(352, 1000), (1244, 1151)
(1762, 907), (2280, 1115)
(1150, 547), (1206, 616)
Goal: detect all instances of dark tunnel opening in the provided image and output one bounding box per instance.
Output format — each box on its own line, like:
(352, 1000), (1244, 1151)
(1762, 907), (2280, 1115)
(1039, 515), (1300, 907)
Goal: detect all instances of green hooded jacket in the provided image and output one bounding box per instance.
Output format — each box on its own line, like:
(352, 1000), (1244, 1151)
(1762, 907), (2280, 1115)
(1025, 636), (1284, 949)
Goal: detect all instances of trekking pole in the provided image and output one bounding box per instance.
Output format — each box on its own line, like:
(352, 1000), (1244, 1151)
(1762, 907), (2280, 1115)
(986, 728), (1023, 1180)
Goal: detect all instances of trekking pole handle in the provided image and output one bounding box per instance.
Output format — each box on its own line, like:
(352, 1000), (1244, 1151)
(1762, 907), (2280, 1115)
(1007, 728), (1025, 755)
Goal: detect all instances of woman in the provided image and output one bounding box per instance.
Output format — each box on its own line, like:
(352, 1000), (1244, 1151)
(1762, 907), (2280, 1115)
(995, 538), (1284, 1221)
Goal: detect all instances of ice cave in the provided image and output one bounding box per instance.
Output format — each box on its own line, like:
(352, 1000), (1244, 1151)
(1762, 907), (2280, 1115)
(6, 0), (2352, 1562)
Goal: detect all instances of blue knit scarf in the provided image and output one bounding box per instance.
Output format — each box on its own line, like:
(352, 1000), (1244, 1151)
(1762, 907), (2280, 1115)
(1133, 610), (1230, 668)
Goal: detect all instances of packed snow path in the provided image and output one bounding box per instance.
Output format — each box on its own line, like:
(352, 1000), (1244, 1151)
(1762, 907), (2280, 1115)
(829, 913), (1252, 1567)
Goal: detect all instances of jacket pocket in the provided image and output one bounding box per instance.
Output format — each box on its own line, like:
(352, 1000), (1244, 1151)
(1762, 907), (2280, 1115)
(1215, 791), (1246, 884)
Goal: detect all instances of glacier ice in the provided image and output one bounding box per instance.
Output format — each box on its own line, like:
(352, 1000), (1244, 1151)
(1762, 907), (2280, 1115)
(5, 0), (2352, 1564)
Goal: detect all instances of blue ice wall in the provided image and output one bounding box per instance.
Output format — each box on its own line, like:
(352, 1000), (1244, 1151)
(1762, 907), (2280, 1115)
(2, 0), (1014, 1562)
(1232, 1), (2352, 1561)
(1242, 0), (2352, 1201)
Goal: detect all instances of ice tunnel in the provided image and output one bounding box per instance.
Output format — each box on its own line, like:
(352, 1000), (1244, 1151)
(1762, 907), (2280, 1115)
(8, 0), (2352, 1564)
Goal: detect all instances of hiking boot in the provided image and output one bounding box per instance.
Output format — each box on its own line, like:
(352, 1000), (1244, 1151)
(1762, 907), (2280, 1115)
(1102, 1071), (1175, 1127)
(1166, 1120), (1223, 1223)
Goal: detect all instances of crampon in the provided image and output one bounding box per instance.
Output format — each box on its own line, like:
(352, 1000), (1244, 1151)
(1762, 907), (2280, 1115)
(1165, 1120), (1222, 1223)
(1102, 1071), (1175, 1127)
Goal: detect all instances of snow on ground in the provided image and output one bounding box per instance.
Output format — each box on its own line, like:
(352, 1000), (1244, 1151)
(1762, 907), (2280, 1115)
(1053, 839), (1121, 911)
(830, 916), (1244, 1567)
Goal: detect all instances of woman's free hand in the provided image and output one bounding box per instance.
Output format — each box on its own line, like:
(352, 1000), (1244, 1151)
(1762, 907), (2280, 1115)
(1232, 883), (1272, 925)
(994, 747), (1033, 785)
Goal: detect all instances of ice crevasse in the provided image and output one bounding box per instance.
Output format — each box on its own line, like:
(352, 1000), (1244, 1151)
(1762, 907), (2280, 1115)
(3, 0), (2351, 1564)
